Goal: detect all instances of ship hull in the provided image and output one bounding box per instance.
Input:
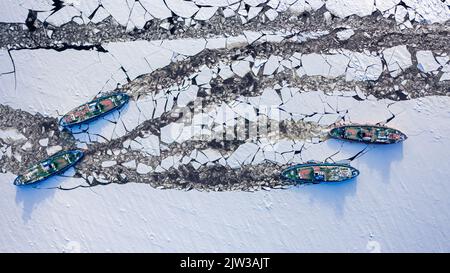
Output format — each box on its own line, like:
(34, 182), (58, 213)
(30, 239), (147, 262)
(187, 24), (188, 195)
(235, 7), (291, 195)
(14, 150), (84, 186)
(59, 92), (129, 127)
(281, 163), (360, 183)
(329, 125), (407, 144)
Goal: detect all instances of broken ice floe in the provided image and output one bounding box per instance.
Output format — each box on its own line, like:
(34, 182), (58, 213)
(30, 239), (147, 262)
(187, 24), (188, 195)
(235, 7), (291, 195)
(415, 51), (450, 81)
(0, 128), (27, 143)
(336, 28), (355, 41)
(417, 50), (443, 73)
(2, 0), (448, 30)
(382, 45), (412, 77)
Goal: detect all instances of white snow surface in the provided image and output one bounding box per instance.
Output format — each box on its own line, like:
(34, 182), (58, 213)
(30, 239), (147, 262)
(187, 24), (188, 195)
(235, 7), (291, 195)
(1, 96), (450, 252)
(326, 0), (375, 18)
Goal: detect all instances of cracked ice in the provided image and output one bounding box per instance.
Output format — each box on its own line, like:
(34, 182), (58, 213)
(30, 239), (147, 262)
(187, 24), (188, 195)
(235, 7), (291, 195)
(0, 0), (450, 253)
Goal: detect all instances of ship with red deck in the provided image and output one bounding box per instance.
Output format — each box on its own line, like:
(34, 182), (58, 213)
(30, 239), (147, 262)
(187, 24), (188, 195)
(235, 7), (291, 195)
(59, 92), (129, 127)
(329, 124), (407, 144)
(281, 161), (360, 184)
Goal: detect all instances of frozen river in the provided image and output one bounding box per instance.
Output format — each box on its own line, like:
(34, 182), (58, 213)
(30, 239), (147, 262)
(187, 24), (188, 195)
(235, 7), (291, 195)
(1, 0), (449, 252)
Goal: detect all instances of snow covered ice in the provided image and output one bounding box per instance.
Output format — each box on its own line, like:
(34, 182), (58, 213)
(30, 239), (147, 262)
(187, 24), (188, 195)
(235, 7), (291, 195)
(0, 0), (450, 252)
